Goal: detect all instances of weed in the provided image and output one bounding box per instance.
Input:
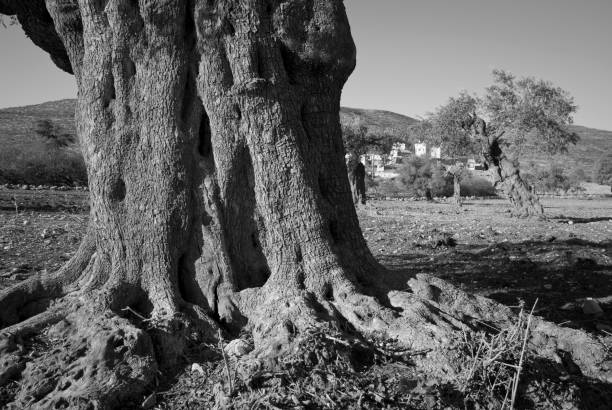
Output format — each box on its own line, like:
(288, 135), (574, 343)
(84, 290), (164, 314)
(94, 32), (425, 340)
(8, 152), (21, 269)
(458, 301), (537, 409)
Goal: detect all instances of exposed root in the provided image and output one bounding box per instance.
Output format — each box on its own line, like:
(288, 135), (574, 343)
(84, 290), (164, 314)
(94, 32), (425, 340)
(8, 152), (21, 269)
(9, 303), (157, 409)
(0, 302), (71, 342)
(0, 227), (96, 327)
(0, 289), (223, 408)
(227, 273), (612, 403)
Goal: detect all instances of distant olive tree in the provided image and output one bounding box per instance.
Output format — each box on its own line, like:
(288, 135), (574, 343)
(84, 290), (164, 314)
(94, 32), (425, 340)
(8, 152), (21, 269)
(342, 123), (397, 206)
(342, 123), (396, 157)
(444, 162), (467, 206)
(430, 70), (579, 217)
(416, 92), (481, 203)
(34, 119), (75, 148)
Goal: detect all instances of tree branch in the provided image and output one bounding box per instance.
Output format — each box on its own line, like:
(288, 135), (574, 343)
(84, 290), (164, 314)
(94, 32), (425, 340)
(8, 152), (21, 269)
(1, 0), (72, 73)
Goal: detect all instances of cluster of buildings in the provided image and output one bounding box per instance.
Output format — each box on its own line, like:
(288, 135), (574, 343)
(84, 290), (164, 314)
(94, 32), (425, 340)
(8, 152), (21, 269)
(356, 143), (482, 179)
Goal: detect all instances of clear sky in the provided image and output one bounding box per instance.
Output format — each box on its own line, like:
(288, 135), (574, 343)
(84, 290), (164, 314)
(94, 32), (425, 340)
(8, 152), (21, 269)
(1, 0), (611, 130)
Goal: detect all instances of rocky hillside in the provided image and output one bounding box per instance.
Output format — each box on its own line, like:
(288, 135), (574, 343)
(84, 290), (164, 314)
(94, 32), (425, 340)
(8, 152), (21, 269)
(530, 125), (611, 171)
(340, 106), (418, 136)
(0, 99), (77, 150)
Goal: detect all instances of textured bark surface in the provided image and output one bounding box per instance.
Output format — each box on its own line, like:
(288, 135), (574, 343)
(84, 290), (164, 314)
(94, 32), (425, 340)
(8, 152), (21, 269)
(453, 174), (461, 205)
(0, 0), (379, 406)
(445, 163), (463, 207)
(348, 161), (366, 206)
(0, 1), (608, 408)
(469, 115), (544, 217)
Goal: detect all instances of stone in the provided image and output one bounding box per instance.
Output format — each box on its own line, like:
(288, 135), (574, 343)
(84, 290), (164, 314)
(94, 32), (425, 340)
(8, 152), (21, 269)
(582, 299), (603, 316)
(224, 339), (253, 357)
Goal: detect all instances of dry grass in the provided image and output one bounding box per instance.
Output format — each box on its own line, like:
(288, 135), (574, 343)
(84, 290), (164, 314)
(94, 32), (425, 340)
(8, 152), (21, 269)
(458, 301), (537, 409)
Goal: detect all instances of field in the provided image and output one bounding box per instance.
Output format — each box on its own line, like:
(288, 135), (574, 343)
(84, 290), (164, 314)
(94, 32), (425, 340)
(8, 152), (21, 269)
(1, 193), (611, 408)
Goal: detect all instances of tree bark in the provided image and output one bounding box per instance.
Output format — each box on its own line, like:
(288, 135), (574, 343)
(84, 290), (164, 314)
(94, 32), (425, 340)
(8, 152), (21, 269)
(348, 160), (366, 206)
(453, 173), (461, 206)
(0, 0), (382, 406)
(0, 1), (608, 408)
(470, 116), (544, 217)
(483, 137), (544, 217)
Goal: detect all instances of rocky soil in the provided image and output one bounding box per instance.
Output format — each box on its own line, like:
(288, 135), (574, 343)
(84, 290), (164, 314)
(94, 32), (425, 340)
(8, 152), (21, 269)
(1, 194), (611, 409)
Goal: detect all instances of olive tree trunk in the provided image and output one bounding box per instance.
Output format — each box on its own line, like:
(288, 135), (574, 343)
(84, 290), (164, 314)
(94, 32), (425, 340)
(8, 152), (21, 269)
(0, 1), (607, 408)
(348, 161), (367, 206)
(0, 0), (381, 406)
(453, 173), (462, 206)
(468, 116), (544, 217)
(482, 136), (544, 217)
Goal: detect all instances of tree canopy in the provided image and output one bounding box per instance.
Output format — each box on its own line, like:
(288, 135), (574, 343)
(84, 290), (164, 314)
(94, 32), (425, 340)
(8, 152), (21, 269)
(426, 70), (579, 159)
(421, 92), (480, 158)
(342, 123), (397, 157)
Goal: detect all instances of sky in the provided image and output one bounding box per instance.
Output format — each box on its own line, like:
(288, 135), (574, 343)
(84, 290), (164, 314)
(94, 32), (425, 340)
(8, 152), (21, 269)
(0, 0), (611, 130)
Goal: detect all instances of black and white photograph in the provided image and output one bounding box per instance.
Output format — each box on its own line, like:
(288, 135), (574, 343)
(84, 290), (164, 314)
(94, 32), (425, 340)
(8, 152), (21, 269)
(0, 0), (611, 408)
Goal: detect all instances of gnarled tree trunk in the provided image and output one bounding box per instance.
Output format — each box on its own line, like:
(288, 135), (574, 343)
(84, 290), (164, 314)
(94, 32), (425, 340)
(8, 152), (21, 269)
(348, 160), (366, 206)
(453, 173), (461, 205)
(0, 1), (607, 408)
(483, 136), (544, 217)
(469, 115), (544, 217)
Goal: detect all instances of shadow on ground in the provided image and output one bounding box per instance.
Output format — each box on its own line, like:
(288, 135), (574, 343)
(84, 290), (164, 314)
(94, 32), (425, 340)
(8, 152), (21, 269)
(379, 239), (612, 333)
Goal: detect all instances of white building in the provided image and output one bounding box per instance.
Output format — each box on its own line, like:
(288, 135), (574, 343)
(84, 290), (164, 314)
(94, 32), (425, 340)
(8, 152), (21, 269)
(414, 142), (427, 157)
(392, 142), (407, 152)
(430, 146), (441, 159)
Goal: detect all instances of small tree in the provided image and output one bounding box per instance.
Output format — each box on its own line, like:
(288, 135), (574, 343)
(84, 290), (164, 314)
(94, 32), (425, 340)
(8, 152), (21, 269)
(419, 93), (480, 203)
(342, 123), (397, 205)
(34, 119), (75, 148)
(444, 162), (467, 206)
(593, 152), (612, 189)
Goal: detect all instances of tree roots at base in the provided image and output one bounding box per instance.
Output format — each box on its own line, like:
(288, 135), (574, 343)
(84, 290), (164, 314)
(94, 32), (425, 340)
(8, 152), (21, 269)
(0, 270), (610, 409)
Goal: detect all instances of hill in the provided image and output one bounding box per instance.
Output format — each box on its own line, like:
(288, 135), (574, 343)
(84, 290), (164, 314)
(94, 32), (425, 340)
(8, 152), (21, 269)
(553, 125), (611, 170)
(340, 107), (418, 136)
(0, 100), (609, 185)
(0, 101), (418, 151)
(0, 100), (83, 186)
(0, 99), (76, 148)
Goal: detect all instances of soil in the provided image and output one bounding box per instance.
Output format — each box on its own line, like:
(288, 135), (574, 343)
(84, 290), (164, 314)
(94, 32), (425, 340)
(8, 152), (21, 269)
(1, 191), (611, 409)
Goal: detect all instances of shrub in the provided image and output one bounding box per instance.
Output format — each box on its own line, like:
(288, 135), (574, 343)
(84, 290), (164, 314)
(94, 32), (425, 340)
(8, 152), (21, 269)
(394, 157), (452, 197)
(593, 152), (612, 187)
(0, 143), (87, 186)
(460, 174), (497, 197)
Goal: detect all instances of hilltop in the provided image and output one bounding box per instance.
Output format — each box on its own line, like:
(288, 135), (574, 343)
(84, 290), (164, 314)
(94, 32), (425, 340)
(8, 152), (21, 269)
(340, 106), (418, 135)
(0, 101), (418, 151)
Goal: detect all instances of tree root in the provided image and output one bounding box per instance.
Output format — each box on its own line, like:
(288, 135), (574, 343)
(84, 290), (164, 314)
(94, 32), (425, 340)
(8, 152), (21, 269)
(1, 269), (609, 408)
(9, 304), (157, 409)
(0, 227), (96, 327)
(229, 273), (612, 391)
(0, 290), (224, 408)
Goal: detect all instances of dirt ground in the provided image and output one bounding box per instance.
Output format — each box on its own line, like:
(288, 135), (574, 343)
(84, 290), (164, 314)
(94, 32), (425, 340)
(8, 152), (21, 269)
(1, 194), (611, 408)
(361, 198), (612, 332)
